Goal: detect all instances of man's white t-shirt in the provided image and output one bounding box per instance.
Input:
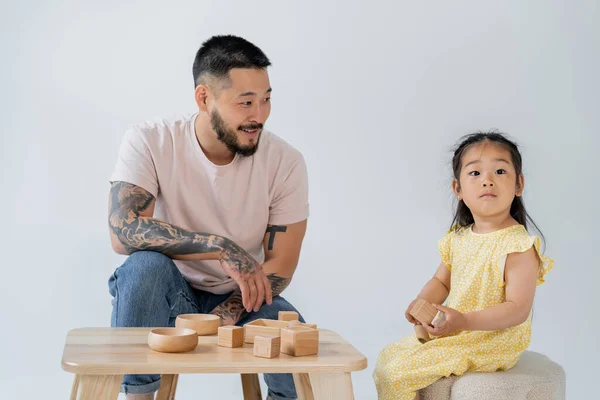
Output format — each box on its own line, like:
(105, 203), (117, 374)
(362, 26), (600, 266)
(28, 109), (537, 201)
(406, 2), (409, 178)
(110, 113), (309, 294)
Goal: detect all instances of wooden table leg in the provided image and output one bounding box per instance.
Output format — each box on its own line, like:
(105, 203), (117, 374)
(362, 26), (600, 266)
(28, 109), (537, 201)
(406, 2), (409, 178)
(308, 372), (354, 400)
(156, 374), (179, 400)
(241, 373), (262, 400)
(70, 375), (80, 400)
(293, 373), (314, 400)
(70, 374), (123, 400)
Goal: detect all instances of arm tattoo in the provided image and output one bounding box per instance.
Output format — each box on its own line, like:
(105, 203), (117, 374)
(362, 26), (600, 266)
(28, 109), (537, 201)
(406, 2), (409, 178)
(108, 181), (226, 257)
(268, 273), (290, 297)
(210, 289), (247, 323)
(219, 242), (261, 275)
(211, 273), (291, 323)
(266, 225), (287, 251)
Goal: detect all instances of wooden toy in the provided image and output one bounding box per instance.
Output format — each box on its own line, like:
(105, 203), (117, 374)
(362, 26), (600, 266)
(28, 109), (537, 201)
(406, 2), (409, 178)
(410, 299), (447, 343)
(432, 310), (447, 327)
(414, 324), (431, 344)
(218, 325), (244, 348)
(253, 335), (281, 358)
(281, 326), (319, 357)
(244, 319), (289, 343)
(409, 299), (438, 325)
(175, 314), (221, 335)
(286, 320), (317, 329)
(278, 311), (299, 321)
(244, 319), (316, 343)
(147, 328), (198, 353)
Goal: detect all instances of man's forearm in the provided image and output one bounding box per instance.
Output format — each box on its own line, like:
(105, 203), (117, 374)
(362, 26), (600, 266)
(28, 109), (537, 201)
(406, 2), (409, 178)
(210, 290), (247, 324)
(210, 272), (291, 324)
(109, 182), (227, 259)
(266, 272), (290, 297)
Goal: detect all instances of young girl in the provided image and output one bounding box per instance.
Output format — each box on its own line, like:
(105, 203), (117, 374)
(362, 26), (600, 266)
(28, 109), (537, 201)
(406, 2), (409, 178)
(373, 132), (554, 400)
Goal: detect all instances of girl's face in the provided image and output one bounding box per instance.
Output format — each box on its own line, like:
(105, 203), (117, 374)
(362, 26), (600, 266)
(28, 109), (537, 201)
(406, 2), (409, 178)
(453, 142), (524, 221)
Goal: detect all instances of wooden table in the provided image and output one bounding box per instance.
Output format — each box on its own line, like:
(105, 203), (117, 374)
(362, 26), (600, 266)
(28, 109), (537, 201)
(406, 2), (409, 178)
(62, 328), (367, 400)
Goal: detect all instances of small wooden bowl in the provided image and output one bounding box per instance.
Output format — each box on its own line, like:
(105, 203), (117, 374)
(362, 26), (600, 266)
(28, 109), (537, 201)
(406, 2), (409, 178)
(148, 328), (198, 353)
(175, 314), (221, 335)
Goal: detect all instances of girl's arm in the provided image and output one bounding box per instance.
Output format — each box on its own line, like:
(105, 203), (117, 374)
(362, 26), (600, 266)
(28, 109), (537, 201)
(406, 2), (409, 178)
(463, 247), (539, 331)
(419, 262), (452, 304)
(406, 262), (451, 324)
(426, 247), (539, 335)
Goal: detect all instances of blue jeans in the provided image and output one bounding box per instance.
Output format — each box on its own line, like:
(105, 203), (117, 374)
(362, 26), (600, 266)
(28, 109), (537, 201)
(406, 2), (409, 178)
(108, 251), (302, 399)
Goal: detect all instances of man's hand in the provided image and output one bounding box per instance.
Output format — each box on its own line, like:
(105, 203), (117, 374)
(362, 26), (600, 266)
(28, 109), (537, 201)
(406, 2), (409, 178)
(424, 304), (466, 337)
(219, 239), (272, 312)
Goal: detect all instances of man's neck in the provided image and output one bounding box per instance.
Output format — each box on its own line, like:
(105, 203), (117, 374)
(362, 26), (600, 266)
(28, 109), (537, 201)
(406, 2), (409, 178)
(194, 113), (235, 166)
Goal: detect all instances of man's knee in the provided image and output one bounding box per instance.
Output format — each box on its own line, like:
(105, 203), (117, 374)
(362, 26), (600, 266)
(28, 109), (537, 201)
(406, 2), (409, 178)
(109, 251), (178, 297)
(109, 251), (182, 327)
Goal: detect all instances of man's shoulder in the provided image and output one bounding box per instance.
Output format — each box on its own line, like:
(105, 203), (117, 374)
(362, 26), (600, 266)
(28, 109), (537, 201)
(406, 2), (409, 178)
(260, 130), (304, 163)
(126, 113), (195, 144)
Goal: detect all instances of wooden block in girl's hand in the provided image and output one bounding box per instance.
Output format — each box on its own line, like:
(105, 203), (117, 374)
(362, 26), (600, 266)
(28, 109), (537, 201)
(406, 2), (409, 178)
(409, 299), (438, 325)
(253, 335), (281, 358)
(414, 324), (431, 344)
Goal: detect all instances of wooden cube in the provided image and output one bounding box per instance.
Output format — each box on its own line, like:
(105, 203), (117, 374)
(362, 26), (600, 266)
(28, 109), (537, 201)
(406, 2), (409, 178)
(243, 319), (289, 343)
(281, 326), (319, 357)
(414, 324), (431, 344)
(409, 299), (438, 325)
(278, 311), (299, 321)
(286, 320), (317, 329)
(431, 310), (447, 328)
(218, 325), (244, 348)
(253, 335), (281, 358)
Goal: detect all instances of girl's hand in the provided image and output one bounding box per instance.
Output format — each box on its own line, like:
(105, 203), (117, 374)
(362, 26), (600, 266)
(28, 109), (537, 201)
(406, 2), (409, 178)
(404, 299), (421, 325)
(424, 304), (466, 336)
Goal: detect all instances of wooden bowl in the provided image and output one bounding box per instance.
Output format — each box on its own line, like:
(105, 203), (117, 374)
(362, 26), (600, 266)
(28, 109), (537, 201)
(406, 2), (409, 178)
(175, 314), (221, 335)
(148, 328), (198, 353)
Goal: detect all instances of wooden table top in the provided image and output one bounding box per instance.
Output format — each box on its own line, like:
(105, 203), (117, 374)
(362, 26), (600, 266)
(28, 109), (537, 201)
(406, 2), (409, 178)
(61, 328), (368, 375)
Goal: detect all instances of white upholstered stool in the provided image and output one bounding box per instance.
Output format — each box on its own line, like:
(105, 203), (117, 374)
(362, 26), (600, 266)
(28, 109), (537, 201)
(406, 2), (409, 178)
(420, 351), (566, 400)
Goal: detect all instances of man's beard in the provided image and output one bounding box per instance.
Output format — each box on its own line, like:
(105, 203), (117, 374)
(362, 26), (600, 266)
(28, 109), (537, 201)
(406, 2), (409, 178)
(210, 108), (263, 157)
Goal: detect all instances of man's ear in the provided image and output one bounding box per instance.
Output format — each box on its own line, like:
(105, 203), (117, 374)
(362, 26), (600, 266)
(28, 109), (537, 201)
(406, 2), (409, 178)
(195, 85), (210, 112)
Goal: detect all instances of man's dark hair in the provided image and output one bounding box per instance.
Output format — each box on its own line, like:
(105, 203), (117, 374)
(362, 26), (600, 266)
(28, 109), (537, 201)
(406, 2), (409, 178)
(192, 35), (271, 89)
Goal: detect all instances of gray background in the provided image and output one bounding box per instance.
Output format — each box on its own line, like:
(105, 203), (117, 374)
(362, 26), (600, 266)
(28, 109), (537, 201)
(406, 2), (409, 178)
(1, 1), (597, 398)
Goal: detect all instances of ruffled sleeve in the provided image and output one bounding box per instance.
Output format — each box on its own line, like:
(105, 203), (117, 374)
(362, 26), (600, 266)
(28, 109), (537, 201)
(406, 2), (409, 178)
(497, 229), (554, 286)
(438, 229), (454, 270)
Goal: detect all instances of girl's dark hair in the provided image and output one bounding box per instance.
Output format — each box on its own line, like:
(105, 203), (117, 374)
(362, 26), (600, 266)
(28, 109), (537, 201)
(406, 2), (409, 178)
(450, 131), (544, 242)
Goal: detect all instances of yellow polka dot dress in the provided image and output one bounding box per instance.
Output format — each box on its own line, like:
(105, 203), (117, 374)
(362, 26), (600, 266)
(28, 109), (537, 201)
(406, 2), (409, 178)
(373, 224), (554, 400)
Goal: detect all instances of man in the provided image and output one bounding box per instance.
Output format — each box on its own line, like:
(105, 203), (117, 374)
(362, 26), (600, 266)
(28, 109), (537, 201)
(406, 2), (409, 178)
(108, 35), (309, 400)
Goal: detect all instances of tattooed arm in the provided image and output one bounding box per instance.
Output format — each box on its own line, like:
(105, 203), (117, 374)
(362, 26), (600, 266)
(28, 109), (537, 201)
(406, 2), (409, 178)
(209, 220), (308, 324)
(108, 181), (272, 311)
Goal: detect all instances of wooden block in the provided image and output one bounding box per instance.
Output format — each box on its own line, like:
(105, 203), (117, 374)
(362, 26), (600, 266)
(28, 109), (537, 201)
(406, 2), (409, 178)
(218, 325), (244, 348)
(414, 324), (430, 344)
(278, 311), (299, 321)
(243, 319), (289, 343)
(286, 320), (317, 329)
(281, 326), (319, 357)
(253, 335), (281, 358)
(409, 299), (437, 325)
(431, 310), (446, 328)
